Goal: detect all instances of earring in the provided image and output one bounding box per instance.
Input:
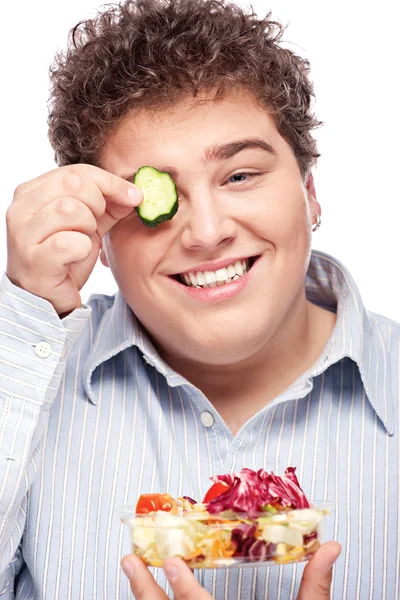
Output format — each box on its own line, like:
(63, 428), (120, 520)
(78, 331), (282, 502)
(312, 214), (321, 232)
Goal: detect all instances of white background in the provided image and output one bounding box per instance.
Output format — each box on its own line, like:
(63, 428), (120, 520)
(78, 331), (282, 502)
(1, 0), (399, 319)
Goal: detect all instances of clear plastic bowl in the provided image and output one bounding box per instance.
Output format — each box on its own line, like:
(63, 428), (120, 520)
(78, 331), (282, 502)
(119, 502), (332, 569)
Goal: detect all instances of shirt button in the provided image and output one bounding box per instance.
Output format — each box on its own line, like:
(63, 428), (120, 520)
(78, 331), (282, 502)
(35, 341), (52, 358)
(200, 412), (214, 427)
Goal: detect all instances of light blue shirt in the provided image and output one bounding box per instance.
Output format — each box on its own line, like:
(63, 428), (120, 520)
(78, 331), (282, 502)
(0, 250), (399, 599)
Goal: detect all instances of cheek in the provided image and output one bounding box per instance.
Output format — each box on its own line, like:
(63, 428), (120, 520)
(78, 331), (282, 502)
(243, 188), (309, 245)
(109, 251), (152, 317)
(107, 224), (169, 297)
(106, 226), (144, 280)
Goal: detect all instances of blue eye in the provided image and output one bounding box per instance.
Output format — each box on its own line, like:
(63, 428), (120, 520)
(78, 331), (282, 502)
(229, 173), (250, 183)
(228, 172), (261, 184)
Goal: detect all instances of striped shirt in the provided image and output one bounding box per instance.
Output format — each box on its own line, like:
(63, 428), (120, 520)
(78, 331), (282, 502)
(0, 249), (399, 600)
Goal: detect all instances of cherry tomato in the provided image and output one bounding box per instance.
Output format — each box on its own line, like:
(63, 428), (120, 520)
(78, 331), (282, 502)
(203, 481), (231, 503)
(136, 493), (176, 514)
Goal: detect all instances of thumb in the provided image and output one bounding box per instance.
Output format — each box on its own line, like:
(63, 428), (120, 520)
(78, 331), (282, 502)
(163, 557), (214, 599)
(297, 541), (341, 600)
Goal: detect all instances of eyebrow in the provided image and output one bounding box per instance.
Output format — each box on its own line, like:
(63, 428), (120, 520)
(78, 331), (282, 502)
(120, 138), (276, 182)
(203, 138), (276, 162)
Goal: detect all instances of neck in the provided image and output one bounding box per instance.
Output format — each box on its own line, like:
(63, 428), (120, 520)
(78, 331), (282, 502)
(158, 294), (336, 435)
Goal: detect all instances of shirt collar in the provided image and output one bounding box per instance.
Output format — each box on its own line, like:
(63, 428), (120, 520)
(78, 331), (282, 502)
(82, 290), (184, 403)
(305, 250), (394, 435)
(82, 251), (394, 434)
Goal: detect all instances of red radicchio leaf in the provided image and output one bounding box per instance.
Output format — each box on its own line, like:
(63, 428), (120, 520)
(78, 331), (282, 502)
(182, 495), (197, 504)
(206, 467), (310, 514)
(231, 523), (276, 561)
(231, 523), (258, 551)
(248, 539), (277, 562)
(303, 531), (318, 544)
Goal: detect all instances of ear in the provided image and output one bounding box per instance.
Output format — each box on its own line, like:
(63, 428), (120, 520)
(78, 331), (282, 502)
(305, 172), (321, 216)
(99, 246), (110, 268)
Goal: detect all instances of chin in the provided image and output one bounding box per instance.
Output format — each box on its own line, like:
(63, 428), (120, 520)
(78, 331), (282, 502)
(178, 327), (268, 365)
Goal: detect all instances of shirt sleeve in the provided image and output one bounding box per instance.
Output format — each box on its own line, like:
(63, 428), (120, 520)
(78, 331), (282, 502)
(0, 274), (91, 594)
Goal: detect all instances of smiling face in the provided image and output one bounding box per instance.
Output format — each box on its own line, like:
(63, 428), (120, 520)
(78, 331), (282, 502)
(100, 89), (320, 366)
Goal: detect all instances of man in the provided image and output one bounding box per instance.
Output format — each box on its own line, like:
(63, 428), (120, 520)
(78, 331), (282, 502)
(1, 0), (398, 598)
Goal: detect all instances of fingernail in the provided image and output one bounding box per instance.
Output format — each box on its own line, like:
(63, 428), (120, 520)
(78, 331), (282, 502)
(164, 564), (180, 582)
(128, 186), (141, 201)
(121, 559), (134, 579)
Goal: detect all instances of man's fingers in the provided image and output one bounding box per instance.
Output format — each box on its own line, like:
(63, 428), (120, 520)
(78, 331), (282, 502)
(23, 197), (98, 246)
(11, 164), (143, 240)
(15, 164), (142, 210)
(96, 199), (140, 237)
(163, 557), (213, 600)
(121, 548), (341, 600)
(12, 164), (143, 234)
(297, 541), (342, 600)
(121, 555), (169, 599)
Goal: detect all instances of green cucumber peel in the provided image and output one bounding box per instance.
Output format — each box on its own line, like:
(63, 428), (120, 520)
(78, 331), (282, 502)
(133, 166), (178, 228)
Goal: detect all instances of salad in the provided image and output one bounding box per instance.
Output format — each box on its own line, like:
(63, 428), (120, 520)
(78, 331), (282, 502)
(120, 467), (330, 568)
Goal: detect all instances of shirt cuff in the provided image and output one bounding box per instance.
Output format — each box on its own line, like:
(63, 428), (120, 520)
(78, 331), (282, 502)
(0, 273), (91, 404)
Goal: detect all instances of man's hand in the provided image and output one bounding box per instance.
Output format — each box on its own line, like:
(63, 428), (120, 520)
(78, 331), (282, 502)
(297, 542), (341, 599)
(6, 164), (142, 316)
(121, 541), (341, 599)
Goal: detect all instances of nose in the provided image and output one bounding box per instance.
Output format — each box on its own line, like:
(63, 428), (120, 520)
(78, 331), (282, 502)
(180, 187), (236, 252)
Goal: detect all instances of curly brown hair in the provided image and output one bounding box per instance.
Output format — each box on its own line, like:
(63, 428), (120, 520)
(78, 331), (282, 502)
(48, 0), (321, 177)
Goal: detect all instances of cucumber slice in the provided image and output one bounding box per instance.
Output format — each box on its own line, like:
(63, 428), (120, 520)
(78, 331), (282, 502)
(134, 166), (178, 228)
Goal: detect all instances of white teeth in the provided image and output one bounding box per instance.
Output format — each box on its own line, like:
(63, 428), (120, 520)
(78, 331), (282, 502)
(234, 260), (244, 276)
(227, 264), (236, 278)
(215, 267), (228, 282)
(197, 271), (205, 285)
(204, 270), (217, 284)
(180, 259), (251, 288)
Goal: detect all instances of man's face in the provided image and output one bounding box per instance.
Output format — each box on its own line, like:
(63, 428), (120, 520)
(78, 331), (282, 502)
(101, 89), (319, 365)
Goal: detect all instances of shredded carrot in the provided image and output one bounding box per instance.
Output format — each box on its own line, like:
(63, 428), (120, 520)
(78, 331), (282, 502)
(182, 549), (205, 561)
